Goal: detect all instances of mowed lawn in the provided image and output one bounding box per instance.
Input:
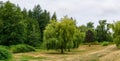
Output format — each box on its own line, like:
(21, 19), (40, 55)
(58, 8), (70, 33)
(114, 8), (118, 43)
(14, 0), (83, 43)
(13, 44), (119, 61)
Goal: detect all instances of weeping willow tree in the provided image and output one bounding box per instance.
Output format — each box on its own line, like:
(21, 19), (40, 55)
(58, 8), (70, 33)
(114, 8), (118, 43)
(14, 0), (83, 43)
(112, 21), (120, 48)
(73, 28), (84, 48)
(44, 16), (81, 54)
(43, 20), (59, 50)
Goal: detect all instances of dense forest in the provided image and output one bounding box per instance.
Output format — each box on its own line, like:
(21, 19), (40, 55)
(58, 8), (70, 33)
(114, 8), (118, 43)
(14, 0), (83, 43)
(0, 1), (120, 61)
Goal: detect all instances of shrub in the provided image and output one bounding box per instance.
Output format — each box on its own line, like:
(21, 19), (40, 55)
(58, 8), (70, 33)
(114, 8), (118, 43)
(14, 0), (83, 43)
(101, 41), (109, 46)
(10, 44), (36, 53)
(91, 41), (100, 45)
(0, 45), (9, 49)
(0, 47), (12, 61)
(114, 37), (120, 48)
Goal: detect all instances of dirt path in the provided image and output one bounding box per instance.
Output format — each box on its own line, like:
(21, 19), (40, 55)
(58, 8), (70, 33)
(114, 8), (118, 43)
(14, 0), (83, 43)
(73, 45), (120, 61)
(99, 45), (120, 61)
(14, 45), (120, 61)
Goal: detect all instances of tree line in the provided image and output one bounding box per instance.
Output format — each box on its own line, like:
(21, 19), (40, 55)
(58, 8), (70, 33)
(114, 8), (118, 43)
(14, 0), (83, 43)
(0, 1), (51, 47)
(0, 1), (120, 54)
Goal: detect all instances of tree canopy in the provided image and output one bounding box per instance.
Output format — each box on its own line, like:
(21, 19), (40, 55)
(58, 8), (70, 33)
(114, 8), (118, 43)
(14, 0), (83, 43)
(0, 1), (117, 54)
(44, 17), (82, 53)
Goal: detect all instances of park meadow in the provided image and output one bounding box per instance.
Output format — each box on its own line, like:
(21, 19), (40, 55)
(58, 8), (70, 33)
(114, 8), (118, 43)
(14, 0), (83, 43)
(0, 1), (120, 61)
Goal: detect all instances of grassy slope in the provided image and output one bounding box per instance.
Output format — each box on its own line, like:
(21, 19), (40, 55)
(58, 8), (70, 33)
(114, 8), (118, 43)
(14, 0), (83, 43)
(13, 44), (120, 61)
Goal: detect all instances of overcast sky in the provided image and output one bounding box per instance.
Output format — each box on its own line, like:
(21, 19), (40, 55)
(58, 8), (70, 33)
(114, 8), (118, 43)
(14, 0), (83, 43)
(1, 0), (120, 26)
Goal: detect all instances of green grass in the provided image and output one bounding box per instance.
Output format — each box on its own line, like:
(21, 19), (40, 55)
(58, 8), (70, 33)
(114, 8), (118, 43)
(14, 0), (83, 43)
(14, 55), (47, 61)
(12, 45), (110, 61)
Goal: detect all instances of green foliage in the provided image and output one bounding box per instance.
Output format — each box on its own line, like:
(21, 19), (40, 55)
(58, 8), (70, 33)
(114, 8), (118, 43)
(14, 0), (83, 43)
(32, 5), (50, 42)
(85, 30), (94, 43)
(95, 20), (112, 42)
(101, 41), (109, 46)
(87, 22), (94, 29)
(91, 41), (99, 45)
(0, 45), (9, 50)
(51, 12), (57, 20)
(45, 38), (59, 50)
(44, 16), (82, 53)
(114, 36), (120, 48)
(0, 1), (115, 53)
(21, 18), (41, 47)
(10, 44), (36, 53)
(78, 25), (87, 32)
(0, 1), (42, 47)
(0, 1), (24, 45)
(112, 21), (120, 48)
(0, 47), (12, 61)
(73, 29), (84, 48)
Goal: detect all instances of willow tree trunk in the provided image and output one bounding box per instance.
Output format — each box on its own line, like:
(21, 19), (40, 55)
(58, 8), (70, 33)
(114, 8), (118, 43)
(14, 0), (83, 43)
(68, 48), (70, 52)
(61, 46), (64, 54)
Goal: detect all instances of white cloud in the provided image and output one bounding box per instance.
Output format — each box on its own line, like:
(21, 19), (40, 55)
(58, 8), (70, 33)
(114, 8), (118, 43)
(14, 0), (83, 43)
(1, 0), (120, 26)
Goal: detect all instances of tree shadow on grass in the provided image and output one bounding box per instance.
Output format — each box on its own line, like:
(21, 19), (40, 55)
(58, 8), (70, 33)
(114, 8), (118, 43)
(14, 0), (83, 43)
(44, 51), (81, 55)
(45, 52), (69, 55)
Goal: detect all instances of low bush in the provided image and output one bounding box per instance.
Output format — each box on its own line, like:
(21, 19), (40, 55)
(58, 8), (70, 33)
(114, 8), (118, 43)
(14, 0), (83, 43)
(0, 45), (9, 49)
(10, 44), (36, 53)
(101, 41), (109, 46)
(91, 41), (100, 45)
(0, 47), (12, 61)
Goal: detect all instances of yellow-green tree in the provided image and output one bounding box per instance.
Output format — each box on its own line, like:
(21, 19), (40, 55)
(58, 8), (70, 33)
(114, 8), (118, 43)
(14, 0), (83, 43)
(112, 21), (120, 48)
(44, 17), (81, 53)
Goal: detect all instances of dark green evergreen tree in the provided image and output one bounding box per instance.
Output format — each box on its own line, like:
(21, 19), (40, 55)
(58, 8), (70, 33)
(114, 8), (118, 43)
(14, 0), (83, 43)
(0, 1), (24, 45)
(51, 12), (57, 20)
(22, 8), (28, 19)
(32, 5), (50, 42)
